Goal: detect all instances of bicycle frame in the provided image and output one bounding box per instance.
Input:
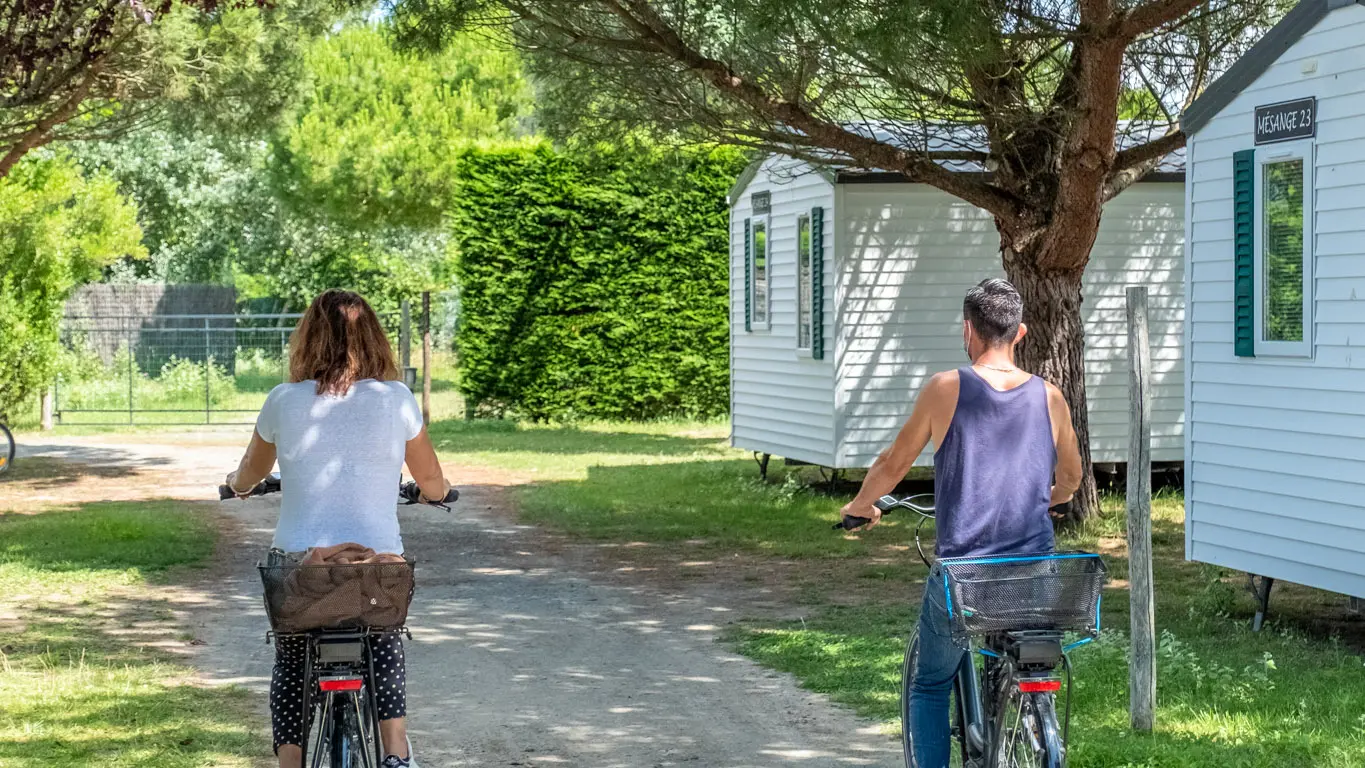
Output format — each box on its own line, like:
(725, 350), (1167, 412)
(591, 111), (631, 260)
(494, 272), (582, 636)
(287, 628), (394, 768)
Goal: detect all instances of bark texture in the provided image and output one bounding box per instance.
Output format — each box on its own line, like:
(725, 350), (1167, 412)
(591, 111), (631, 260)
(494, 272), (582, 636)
(1004, 245), (1101, 524)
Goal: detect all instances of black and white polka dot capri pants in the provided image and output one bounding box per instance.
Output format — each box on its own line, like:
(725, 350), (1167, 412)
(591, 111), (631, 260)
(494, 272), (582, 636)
(270, 632), (408, 753)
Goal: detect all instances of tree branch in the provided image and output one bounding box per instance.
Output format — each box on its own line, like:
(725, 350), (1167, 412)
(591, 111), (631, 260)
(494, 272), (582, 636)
(1105, 129), (1186, 199)
(1119, 0), (1208, 39)
(595, 0), (1025, 218)
(0, 59), (104, 179)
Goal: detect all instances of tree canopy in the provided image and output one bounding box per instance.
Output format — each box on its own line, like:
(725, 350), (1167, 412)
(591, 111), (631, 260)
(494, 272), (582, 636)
(272, 23), (533, 229)
(0, 0), (331, 178)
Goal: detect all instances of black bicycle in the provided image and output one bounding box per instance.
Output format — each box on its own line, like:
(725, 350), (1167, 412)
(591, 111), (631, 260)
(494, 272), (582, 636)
(0, 421), (14, 475)
(840, 495), (1105, 768)
(220, 475), (459, 768)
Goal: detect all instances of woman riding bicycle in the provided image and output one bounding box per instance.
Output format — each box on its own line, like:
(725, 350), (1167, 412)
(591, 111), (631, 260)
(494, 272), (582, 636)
(226, 289), (450, 768)
(838, 278), (1083, 768)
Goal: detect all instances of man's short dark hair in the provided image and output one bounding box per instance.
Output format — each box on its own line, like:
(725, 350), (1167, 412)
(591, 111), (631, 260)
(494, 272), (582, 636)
(963, 278), (1023, 346)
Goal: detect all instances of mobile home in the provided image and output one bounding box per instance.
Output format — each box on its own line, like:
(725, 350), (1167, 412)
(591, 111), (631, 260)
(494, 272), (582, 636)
(1182, 0), (1365, 604)
(729, 147), (1186, 470)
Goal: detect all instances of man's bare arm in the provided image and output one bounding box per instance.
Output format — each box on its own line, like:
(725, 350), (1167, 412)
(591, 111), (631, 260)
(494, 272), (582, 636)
(1048, 384), (1082, 506)
(838, 373), (948, 527)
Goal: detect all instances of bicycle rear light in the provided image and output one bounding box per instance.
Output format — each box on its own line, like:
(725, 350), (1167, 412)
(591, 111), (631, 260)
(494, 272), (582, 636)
(1018, 679), (1062, 693)
(318, 677), (364, 692)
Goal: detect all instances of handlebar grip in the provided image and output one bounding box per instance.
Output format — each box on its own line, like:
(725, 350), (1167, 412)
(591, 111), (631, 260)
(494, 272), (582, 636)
(218, 484), (235, 501)
(398, 481), (422, 503)
(833, 515), (873, 531)
(442, 487), (460, 504)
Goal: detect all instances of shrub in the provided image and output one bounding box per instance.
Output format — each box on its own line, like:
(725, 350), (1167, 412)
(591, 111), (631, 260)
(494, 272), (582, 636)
(449, 142), (744, 420)
(0, 155), (145, 420)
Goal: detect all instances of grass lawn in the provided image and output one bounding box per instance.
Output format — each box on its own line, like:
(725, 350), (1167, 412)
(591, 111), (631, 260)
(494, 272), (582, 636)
(0, 463), (269, 767)
(430, 418), (1365, 768)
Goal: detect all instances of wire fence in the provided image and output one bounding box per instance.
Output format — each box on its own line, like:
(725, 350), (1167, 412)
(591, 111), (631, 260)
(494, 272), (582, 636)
(55, 312), (406, 426)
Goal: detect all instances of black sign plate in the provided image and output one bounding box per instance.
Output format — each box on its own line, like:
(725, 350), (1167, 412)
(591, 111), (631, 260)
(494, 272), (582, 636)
(1255, 97), (1316, 145)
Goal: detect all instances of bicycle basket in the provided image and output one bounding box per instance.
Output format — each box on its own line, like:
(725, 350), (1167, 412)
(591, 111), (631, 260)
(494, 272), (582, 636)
(258, 560), (415, 634)
(938, 552), (1106, 641)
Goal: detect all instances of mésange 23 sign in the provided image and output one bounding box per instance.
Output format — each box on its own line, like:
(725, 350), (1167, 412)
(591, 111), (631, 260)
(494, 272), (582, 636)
(1255, 97), (1316, 145)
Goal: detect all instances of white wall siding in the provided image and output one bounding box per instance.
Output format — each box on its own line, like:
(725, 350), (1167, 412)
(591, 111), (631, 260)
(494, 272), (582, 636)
(1185, 3), (1365, 598)
(835, 183), (1186, 468)
(730, 157), (837, 464)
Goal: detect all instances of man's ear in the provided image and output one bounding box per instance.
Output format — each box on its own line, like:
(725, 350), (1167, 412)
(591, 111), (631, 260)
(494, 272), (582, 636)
(1014, 323), (1029, 345)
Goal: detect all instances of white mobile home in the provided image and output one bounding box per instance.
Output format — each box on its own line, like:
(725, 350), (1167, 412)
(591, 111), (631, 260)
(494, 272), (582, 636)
(1182, 0), (1365, 602)
(729, 150), (1186, 470)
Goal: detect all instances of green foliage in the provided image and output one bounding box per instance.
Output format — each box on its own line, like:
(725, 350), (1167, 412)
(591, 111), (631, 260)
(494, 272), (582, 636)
(0, 155), (145, 419)
(273, 23), (533, 229)
(449, 142), (745, 420)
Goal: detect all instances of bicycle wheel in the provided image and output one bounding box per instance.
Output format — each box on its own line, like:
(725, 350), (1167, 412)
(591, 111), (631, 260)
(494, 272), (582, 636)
(990, 690), (1063, 768)
(329, 696), (366, 768)
(0, 423), (14, 475)
(902, 627), (971, 767)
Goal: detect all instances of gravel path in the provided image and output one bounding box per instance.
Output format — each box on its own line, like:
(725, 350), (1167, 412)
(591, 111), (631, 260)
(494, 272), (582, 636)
(17, 435), (900, 767)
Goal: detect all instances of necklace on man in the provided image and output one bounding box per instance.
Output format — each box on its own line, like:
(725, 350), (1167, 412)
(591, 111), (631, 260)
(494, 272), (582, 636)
(975, 363), (1018, 373)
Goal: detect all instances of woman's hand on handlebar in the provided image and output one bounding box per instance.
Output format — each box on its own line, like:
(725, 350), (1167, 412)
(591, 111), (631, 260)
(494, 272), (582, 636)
(223, 471), (256, 499)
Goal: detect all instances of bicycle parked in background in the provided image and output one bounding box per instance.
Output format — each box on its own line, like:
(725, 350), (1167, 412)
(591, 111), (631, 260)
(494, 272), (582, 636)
(0, 421), (14, 475)
(221, 475), (458, 768)
(839, 495), (1106, 768)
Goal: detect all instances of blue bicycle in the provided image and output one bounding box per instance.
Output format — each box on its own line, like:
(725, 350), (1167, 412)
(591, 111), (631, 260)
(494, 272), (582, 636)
(852, 495), (1106, 768)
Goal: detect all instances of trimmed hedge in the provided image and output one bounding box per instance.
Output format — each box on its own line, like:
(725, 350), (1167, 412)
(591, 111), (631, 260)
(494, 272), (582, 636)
(449, 143), (744, 420)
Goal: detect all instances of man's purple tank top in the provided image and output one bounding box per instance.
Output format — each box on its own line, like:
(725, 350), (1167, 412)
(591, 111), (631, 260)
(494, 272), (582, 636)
(932, 367), (1057, 559)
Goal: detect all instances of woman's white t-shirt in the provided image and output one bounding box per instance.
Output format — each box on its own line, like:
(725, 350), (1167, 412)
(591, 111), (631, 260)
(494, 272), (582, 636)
(256, 379), (424, 555)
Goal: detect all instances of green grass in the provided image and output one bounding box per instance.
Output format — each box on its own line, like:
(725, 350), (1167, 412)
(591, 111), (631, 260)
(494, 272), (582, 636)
(0, 499), (269, 766)
(428, 418), (909, 557)
(426, 419), (1365, 768)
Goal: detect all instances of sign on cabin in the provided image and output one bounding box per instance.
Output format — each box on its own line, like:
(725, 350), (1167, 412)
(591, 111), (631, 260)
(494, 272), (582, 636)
(1254, 97), (1316, 145)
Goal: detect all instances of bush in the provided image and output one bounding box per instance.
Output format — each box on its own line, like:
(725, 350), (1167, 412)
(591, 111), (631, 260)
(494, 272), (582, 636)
(0, 155), (145, 420)
(449, 142), (745, 420)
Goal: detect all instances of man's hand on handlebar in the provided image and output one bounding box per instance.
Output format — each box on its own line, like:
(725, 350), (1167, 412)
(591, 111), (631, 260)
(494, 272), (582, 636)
(836, 499), (882, 531)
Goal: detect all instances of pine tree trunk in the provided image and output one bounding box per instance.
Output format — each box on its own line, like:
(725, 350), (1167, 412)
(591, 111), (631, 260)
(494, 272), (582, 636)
(1002, 254), (1101, 523)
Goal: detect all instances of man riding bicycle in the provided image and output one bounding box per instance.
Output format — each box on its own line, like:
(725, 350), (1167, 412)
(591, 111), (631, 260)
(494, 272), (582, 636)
(838, 278), (1083, 768)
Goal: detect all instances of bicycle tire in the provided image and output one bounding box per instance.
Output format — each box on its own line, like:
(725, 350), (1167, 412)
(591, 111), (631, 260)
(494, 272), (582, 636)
(901, 627), (971, 767)
(989, 689), (1063, 768)
(0, 423), (13, 475)
(329, 696), (365, 768)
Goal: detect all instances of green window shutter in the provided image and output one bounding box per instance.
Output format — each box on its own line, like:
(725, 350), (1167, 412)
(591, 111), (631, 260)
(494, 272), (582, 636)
(811, 206), (825, 360)
(1233, 149), (1255, 357)
(744, 218), (752, 333)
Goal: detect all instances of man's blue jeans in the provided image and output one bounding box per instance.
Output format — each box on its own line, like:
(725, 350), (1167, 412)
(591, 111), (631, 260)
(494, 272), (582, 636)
(906, 576), (966, 768)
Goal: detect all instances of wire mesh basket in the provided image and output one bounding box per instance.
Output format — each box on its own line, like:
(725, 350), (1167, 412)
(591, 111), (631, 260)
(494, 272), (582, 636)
(258, 560), (416, 634)
(937, 552), (1106, 642)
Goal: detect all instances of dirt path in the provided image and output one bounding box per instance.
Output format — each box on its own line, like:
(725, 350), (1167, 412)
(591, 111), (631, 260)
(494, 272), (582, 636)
(16, 435), (900, 767)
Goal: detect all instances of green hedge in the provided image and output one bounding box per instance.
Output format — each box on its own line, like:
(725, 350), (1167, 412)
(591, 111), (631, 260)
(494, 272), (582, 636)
(449, 143), (744, 420)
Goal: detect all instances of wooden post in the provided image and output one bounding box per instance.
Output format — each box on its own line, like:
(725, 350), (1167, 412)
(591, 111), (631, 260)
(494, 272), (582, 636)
(400, 300), (411, 369)
(1126, 285), (1156, 733)
(40, 388), (54, 430)
(421, 291), (432, 425)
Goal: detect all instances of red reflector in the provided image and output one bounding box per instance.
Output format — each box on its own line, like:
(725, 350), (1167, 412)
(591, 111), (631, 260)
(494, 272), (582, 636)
(318, 678), (364, 692)
(1018, 680), (1062, 693)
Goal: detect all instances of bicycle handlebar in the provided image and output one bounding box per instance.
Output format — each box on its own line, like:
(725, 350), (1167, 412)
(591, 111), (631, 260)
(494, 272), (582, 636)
(218, 474), (458, 511)
(218, 473), (281, 500)
(833, 493), (935, 531)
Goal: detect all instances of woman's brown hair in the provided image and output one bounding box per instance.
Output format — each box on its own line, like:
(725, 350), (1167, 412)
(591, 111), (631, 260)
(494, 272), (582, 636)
(289, 290), (398, 395)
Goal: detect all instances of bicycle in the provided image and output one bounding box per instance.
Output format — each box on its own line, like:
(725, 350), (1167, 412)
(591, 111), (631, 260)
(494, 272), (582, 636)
(0, 421), (14, 475)
(220, 474), (459, 768)
(839, 495), (1105, 768)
